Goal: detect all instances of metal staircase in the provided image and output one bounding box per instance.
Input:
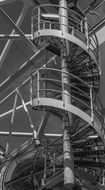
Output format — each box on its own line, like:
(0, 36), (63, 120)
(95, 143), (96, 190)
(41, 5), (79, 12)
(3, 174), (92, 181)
(30, 1), (105, 189)
(0, 1), (105, 190)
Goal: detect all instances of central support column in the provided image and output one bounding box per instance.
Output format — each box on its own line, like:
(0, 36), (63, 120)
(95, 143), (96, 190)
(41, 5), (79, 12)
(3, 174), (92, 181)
(59, 0), (75, 189)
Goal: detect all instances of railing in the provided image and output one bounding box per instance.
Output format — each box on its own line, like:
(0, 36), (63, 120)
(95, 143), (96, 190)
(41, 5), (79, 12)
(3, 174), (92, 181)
(43, 148), (63, 182)
(31, 4), (99, 65)
(31, 68), (103, 122)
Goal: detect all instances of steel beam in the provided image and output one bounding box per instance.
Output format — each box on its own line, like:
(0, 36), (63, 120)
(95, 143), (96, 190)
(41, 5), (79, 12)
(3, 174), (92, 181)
(0, 0), (37, 68)
(0, 34), (32, 40)
(0, 4), (34, 68)
(0, 131), (62, 137)
(6, 93), (18, 153)
(0, 43), (49, 102)
(0, 7), (37, 52)
(36, 111), (50, 138)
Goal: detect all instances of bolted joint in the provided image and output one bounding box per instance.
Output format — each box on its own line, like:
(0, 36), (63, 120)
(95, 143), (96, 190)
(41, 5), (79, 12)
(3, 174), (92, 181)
(34, 138), (41, 147)
(63, 115), (70, 128)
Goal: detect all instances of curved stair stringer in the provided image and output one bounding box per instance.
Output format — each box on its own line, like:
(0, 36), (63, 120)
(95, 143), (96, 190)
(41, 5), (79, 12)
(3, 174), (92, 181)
(0, 147), (37, 190)
(34, 29), (99, 71)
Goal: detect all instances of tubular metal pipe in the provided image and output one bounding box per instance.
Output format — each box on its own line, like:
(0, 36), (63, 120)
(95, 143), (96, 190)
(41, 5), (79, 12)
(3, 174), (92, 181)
(0, 34), (32, 40)
(59, 0), (75, 188)
(0, 132), (62, 137)
(63, 126), (74, 189)
(6, 92), (18, 153)
(36, 111), (50, 139)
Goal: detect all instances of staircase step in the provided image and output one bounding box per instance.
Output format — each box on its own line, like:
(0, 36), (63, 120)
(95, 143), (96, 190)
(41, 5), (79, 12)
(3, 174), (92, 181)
(70, 51), (88, 68)
(72, 126), (93, 141)
(73, 137), (101, 149)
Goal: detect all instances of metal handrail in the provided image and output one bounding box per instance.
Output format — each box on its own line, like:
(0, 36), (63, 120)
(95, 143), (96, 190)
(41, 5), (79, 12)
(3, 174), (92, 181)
(31, 68), (102, 121)
(33, 76), (90, 100)
(33, 67), (91, 88)
(32, 4), (99, 64)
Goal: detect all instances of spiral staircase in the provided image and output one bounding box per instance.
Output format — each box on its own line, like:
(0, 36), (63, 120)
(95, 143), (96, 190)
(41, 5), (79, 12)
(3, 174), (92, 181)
(0, 1), (105, 190)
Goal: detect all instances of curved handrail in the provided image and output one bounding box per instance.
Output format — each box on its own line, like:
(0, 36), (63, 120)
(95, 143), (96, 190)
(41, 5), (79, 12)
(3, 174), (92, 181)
(32, 68), (102, 121)
(32, 4), (99, 65)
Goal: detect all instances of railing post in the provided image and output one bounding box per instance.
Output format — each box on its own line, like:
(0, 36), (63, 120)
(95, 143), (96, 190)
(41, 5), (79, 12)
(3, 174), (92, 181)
(90, 85), (94, 122)
(49, 21), (51, 29)
(37, 70), (40, 101)
(30, 75), (33, 105)
(62, 70), (65, 107)
(53, 149), (56, 175)
(80, 19), (83, 33)
(43, 21), (45, 30)
(38, 6), (40, 31)
(85, 16), (89, 50)
(71, 27), (74, 35)
(31, 14), (34, 40)
(42, 148), (47, 187)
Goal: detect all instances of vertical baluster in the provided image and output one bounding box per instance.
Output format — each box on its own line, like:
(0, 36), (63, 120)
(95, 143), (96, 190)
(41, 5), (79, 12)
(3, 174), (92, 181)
(37, 70), (40, 101)
(38, 6), (40, 31)
(53, 149), (56, 175)
(61, 69), (65, 107)
(90, 85), (94, 122)
(80, 19), (83, 33)
(85, 17), (89, 49)
(43, 21), (45, 30)
(30, 75), (33, 105)
(31, 14), (34, 40)
(44, 149), (47, 182)
(50, 21), (51, 29)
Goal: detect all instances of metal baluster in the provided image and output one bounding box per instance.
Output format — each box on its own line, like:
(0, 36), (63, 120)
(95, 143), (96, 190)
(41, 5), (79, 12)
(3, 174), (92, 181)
(37, 70), (40, 102)
(38, 6), (40, 31)
(85, 17), (89, 49)
(90, 85), (94, 122)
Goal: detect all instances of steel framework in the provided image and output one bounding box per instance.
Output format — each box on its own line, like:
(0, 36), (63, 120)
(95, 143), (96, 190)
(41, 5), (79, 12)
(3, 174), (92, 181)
(0, 0), (105, 190)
